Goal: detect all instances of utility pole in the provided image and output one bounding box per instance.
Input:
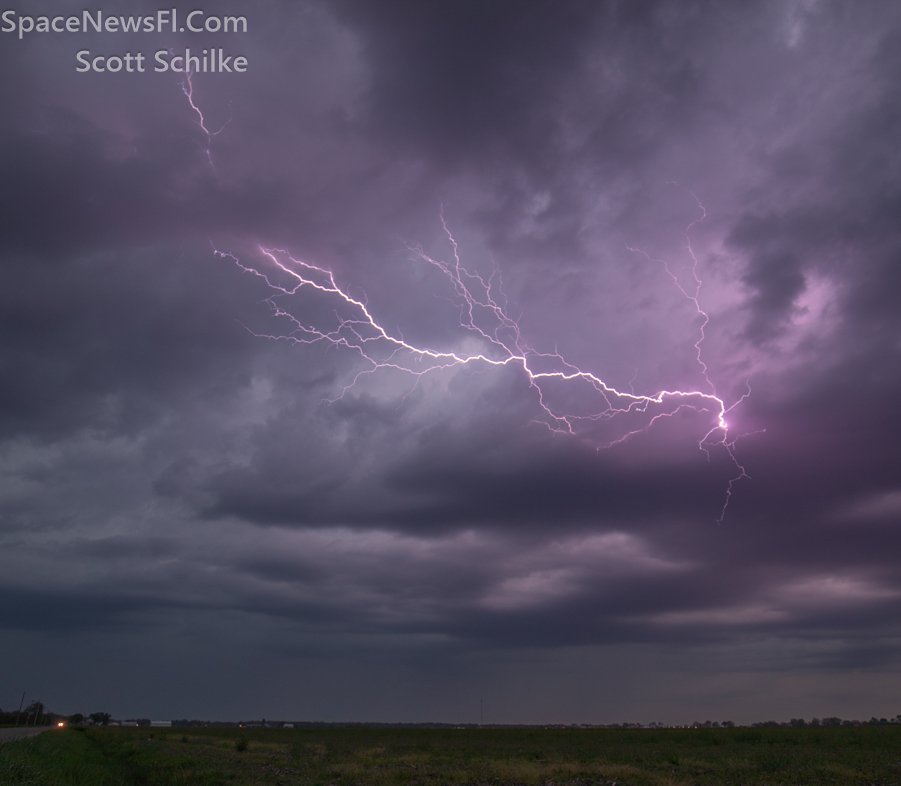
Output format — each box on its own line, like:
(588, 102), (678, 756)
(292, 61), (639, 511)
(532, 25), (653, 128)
(17, 691), (26, 726)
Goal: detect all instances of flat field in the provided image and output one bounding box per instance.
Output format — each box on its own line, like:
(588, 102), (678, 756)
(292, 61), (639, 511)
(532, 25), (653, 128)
(2, 724), (900, 785)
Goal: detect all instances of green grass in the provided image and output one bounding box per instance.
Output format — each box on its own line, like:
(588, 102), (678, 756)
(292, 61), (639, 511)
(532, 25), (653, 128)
(0, 727), (131, 785)
(2, 725), (900, 785)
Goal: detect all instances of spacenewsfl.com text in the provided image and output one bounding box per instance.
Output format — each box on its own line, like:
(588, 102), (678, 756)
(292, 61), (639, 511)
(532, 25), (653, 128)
(0, 8), (250, 72)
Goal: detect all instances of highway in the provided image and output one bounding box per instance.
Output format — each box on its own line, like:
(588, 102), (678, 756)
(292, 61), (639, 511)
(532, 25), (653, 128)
(0, 726), (51, 743)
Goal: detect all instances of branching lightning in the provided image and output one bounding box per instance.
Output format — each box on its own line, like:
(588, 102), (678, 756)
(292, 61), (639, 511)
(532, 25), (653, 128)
(182, 78), (751, 521)
(627, 188), (751, 520)
(213, 213), (750, 520)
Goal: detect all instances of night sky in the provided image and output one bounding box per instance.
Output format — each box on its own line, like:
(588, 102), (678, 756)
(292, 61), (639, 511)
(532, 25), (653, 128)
(2, 0), (901, 725)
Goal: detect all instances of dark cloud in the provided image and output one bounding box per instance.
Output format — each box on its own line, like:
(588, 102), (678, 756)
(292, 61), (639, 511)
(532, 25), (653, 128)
(0, 247), (260, 439)
(0, 583), (186, 633)
(335, 0), (602, 163)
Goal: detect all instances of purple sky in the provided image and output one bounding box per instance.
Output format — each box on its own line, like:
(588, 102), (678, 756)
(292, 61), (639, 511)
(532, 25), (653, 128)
(2, 0), (901, 724)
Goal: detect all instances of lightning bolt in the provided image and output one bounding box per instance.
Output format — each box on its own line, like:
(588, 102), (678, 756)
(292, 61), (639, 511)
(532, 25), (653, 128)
(180, 70), (230, 170)
(179, 82), (753, 522)
(628, 187), (752, 521)
(214, 214), (751, 521)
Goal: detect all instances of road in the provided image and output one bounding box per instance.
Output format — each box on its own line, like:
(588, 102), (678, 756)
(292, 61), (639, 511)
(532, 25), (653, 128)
(0, 726), (52, 744)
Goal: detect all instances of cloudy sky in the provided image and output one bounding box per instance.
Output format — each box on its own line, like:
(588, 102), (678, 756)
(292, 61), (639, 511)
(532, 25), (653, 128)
(2, 0), (901, 725)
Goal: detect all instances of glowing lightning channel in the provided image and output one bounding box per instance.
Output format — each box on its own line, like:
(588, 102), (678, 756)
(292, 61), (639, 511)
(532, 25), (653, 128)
(180, 70), (230, 170)
(627, 188), (751, 520)
(180, 79), (751, 521)
(213, 213), (749, 521)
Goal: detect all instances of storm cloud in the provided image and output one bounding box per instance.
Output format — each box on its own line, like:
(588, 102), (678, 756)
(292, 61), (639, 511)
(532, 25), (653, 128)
(2, 0), (901, 724)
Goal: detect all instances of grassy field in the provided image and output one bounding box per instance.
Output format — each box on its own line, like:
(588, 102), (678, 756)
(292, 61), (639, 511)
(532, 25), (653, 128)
(1, 724), (900, 785)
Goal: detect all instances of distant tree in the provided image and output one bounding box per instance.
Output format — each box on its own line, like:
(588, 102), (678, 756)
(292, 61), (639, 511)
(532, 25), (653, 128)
(89, 712), (111, 726)
(24, 701), (44, 726)
(721, 720), (735, 728)
(789, 718), (806, 727)
(69, 713), (84, 725)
